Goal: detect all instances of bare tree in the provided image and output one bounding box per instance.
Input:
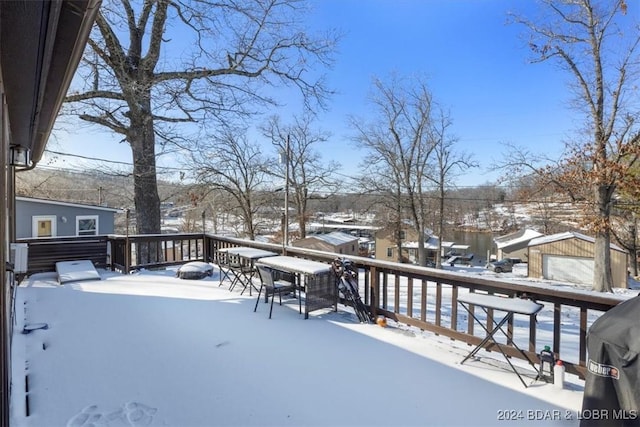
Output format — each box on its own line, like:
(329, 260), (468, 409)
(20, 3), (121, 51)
(428, 109), (477, 268)
(351, 74), (437, 267)
(64, 0), (337, 236)
(261, 114), (340, 239)
(512, 0), (640, 291)
(189, 128), (272, 240)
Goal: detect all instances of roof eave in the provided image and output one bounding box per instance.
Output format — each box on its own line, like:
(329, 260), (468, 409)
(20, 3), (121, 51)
(1, 0), (101, 164)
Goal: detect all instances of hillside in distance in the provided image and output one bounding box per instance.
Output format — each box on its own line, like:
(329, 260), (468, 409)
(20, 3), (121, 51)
(16, 168), (589, 237)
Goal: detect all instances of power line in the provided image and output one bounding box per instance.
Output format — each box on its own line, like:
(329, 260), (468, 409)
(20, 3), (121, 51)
(38, 150), (639, 208)
(45, 149), (132, 166)
(43, 149), (185, 172)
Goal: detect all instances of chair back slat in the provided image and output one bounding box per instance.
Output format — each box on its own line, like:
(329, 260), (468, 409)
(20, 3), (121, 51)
(257, 265), (274, 287)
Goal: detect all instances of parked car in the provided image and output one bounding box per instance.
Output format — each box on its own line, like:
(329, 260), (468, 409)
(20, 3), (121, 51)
(445, 254), (474, 266)
(486, 257), (522, 273)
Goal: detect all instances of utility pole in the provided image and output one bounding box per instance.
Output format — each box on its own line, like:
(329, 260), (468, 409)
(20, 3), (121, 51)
(284, 134), (290, 252)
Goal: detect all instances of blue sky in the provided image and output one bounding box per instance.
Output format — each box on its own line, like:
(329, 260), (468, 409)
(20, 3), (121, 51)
(46, 1), (637, 188)
(307, 0), (577, 186)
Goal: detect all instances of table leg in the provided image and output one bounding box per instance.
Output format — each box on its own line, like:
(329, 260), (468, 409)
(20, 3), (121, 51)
(460, 303), (533, 388)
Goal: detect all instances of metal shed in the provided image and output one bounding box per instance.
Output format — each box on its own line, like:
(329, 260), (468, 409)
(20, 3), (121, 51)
(527, 231), (628, 288)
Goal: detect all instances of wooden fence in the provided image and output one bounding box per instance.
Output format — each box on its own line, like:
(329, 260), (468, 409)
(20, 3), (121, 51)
(18, 232), (624, 379)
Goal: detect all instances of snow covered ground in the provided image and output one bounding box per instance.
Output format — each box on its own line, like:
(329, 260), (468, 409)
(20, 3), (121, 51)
(9, 263), (630, 427)
(443, 262), (640, 298)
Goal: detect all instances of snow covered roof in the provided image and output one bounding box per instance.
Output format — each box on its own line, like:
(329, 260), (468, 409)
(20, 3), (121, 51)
(528, 231), (626, 252)
(308, 223), (379, 231)
(404, 237), (454, 250)
(310, 231), (359, 246)
(495, 228), (543, 249)
(322, 214), (356, 224)
(451, 244), (471, 251)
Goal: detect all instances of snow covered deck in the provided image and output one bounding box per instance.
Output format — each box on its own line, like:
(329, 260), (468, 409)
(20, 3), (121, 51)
(11, 267), (585, 426)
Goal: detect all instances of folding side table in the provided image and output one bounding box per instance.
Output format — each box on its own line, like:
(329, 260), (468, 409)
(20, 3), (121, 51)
(458, 292), (544, 388)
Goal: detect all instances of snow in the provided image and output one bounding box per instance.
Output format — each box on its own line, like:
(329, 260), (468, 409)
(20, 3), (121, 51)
(55, 260), (101, 284)
(222, 247), (279, 259)
(495, 229), (544, 249)
(176, 261), (214, 280)
(306, 231), (358, 246)
(11, 263), (626, 427)
(457, 292), (543, 315)
(447, 263), (640, 298)
(255, 255), (332, 275)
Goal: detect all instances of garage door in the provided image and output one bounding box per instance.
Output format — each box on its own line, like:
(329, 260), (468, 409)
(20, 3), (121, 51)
(542, 255), (594, 285)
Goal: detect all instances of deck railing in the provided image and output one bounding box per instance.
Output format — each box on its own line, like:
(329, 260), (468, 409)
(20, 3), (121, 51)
(18, 232), (623, 379)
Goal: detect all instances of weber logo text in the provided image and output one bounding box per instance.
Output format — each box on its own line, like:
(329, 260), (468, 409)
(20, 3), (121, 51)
(588, 359), (620, 379)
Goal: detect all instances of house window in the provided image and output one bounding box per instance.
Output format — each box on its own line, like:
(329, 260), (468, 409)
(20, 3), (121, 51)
(77, 215), (99, 236)
(387, 247), (393, 258)
(397, 230), (406, 240)
(32, 215), (57, 238)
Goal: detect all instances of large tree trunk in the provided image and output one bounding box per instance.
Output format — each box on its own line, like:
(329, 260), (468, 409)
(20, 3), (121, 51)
(296, 188), (308, 239)
(298, 202), (307, 239)
(592, 185), (614, 292)
(394, 215), (403, 263)
(417, 225), (426, 267)
(129, 110), (161, 236)
(436, 185), (445, 268)
(631, 220), (638, 277)
(593, 232), (614, 292)
(244, 201), (256, 240)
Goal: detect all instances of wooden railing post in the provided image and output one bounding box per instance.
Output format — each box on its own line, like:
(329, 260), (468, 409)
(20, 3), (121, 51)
(369, 266), (378, 318)
(203, 234), (211, 263)
(125, 209), (131, 274)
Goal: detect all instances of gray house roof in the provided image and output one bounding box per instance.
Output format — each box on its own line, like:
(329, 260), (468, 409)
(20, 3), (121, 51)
(16, 197), (121, 213)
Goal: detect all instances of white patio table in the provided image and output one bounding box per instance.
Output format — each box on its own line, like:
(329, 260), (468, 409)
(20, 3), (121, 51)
(255, 255), (336, 319)
(217, 247), (278, 295)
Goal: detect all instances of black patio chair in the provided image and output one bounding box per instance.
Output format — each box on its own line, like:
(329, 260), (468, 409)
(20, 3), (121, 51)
(216, 251), (235, 287)
(229, 261), (255, 294)
(254, 265), (300, 319)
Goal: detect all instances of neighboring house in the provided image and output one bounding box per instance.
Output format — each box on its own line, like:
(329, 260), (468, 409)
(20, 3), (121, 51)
(403, 237), (458, 265)
(16, 197), (120, 239)
(375, 225), (459, 264)
(527, 231), (628, 288)
(292, 231), (359, 256)
(358, 237), (375, 258)
(375, 223), (417, 263)
(493, 228), (543, 261)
